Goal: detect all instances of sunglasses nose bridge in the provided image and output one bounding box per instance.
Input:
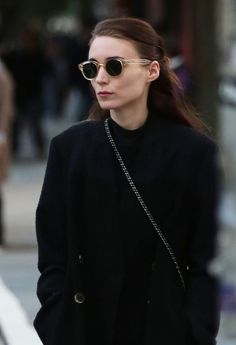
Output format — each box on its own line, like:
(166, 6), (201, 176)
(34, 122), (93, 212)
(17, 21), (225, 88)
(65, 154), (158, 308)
(95, 63), (109, 81)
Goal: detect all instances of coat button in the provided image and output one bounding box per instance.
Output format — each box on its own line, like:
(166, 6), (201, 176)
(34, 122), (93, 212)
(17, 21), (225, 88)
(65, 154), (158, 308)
(78, 254), (84, 264)
(74, 292), (86, 304)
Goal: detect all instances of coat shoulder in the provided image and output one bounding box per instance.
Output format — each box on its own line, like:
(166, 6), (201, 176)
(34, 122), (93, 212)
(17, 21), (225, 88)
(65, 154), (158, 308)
(51, 119), (104, 149)
(163, 117), (218, 155)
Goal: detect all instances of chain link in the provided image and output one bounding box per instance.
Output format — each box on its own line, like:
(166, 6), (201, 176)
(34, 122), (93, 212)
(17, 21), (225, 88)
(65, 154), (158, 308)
(104, 118), (185, 289)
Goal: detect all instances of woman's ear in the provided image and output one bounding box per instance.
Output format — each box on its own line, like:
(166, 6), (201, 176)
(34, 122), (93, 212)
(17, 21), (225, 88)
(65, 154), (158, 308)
(147, 60), (160, 82)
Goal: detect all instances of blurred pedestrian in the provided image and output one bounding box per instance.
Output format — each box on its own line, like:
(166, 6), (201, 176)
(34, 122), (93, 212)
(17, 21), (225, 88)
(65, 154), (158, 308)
(3, 27), (50, 159)
(34, 17), (222, 345)
(65, 19), (95, 122)
(165, 34), (192, 95)
(44, 35), (69, 119)
(0, 58), (14, 245)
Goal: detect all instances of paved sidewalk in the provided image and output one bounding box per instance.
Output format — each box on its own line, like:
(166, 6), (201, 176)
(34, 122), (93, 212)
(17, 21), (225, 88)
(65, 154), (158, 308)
(2, 161), (46, 248)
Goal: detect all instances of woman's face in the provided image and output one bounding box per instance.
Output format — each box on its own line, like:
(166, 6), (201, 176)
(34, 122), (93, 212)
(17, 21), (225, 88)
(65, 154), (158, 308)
(88, 36), (157, 114)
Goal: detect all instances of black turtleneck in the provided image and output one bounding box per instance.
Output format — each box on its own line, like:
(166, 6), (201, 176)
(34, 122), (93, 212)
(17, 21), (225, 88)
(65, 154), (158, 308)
(109, 115), (157, 345)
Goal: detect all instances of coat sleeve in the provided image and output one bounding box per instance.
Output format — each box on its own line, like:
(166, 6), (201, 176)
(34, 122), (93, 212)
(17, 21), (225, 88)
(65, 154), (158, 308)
(34, 137), (67, 344)
(186, 141), (223, 345)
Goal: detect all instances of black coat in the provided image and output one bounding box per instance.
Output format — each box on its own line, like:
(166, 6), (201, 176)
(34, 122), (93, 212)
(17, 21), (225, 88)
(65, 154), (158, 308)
(34, 114), (222, 345)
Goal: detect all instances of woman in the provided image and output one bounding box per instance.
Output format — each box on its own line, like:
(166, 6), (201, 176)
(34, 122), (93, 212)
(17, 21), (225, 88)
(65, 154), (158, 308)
(34, 17), (222, 345)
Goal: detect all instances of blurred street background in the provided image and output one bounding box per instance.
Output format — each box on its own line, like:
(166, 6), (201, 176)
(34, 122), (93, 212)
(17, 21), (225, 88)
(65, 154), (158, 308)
(0, 0), (236, 344)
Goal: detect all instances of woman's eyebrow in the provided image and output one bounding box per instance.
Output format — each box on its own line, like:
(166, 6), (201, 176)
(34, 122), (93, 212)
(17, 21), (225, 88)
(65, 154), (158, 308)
(107, 56), (123, 59)
(88, 56), (124, 61)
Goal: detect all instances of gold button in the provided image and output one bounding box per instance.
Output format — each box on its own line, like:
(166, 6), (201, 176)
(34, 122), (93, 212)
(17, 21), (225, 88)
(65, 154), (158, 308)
(74, 292), (85, 304)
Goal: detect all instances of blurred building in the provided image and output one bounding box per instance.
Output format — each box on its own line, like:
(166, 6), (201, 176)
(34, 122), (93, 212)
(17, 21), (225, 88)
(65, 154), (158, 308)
(217, 2), (236, 342)
(218, 0), (236, 191)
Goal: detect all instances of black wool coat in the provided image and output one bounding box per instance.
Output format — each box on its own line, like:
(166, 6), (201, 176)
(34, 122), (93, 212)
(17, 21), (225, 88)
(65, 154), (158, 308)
(34, 114), (222, 345)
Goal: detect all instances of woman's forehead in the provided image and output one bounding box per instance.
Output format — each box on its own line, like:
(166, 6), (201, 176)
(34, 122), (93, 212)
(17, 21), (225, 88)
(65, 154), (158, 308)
(88, 36), (139, 60)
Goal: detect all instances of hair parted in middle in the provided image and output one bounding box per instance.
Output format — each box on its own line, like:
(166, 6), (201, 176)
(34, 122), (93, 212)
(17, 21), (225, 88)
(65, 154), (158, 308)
(88, 17), (208, 133)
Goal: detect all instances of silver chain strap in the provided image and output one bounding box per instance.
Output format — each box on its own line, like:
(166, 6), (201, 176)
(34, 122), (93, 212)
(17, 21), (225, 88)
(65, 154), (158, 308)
(104, 118), (185, 289)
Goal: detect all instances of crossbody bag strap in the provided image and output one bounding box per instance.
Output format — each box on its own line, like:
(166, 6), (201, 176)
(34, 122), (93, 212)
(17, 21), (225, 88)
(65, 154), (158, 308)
(104, 118), (185, 289)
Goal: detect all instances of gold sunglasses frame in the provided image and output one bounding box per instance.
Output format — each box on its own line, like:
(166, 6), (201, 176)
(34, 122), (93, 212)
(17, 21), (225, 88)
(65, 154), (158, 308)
(78, 58), (151, 80)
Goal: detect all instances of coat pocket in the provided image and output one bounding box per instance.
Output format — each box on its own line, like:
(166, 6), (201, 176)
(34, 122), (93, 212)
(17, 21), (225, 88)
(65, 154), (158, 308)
(34, 290), (62, 345)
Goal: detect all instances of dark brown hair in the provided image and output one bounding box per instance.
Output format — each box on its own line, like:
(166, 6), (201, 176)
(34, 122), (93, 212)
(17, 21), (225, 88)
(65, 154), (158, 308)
(88, 17), (208, 133)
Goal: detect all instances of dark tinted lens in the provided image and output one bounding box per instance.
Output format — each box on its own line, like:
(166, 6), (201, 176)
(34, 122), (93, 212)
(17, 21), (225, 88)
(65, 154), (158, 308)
(83, 62), (98, 79)
(106, 59), (123, 76)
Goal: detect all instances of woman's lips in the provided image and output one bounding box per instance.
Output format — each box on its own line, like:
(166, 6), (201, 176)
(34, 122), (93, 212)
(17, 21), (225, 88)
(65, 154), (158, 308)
(97, 91), (113, 96)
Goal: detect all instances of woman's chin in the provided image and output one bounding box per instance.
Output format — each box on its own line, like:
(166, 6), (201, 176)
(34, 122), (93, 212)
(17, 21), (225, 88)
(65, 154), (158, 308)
(98, 100), (118, 111)
(99, 105), (111, 110)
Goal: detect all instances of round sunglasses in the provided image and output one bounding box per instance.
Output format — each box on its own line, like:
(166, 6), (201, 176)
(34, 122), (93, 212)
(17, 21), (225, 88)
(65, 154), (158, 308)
(78, 58), (151, 80)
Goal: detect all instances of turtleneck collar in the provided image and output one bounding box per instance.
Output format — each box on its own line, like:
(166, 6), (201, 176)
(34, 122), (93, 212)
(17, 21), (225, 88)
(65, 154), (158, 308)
(108, 113), (153, 147)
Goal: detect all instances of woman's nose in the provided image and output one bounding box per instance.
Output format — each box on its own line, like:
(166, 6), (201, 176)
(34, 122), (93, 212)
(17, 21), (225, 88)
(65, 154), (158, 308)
(95, 65), (109, 83)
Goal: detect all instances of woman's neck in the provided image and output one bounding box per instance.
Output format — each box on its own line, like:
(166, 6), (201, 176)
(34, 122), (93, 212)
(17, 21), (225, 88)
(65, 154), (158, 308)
(110, 106), (149, 130)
